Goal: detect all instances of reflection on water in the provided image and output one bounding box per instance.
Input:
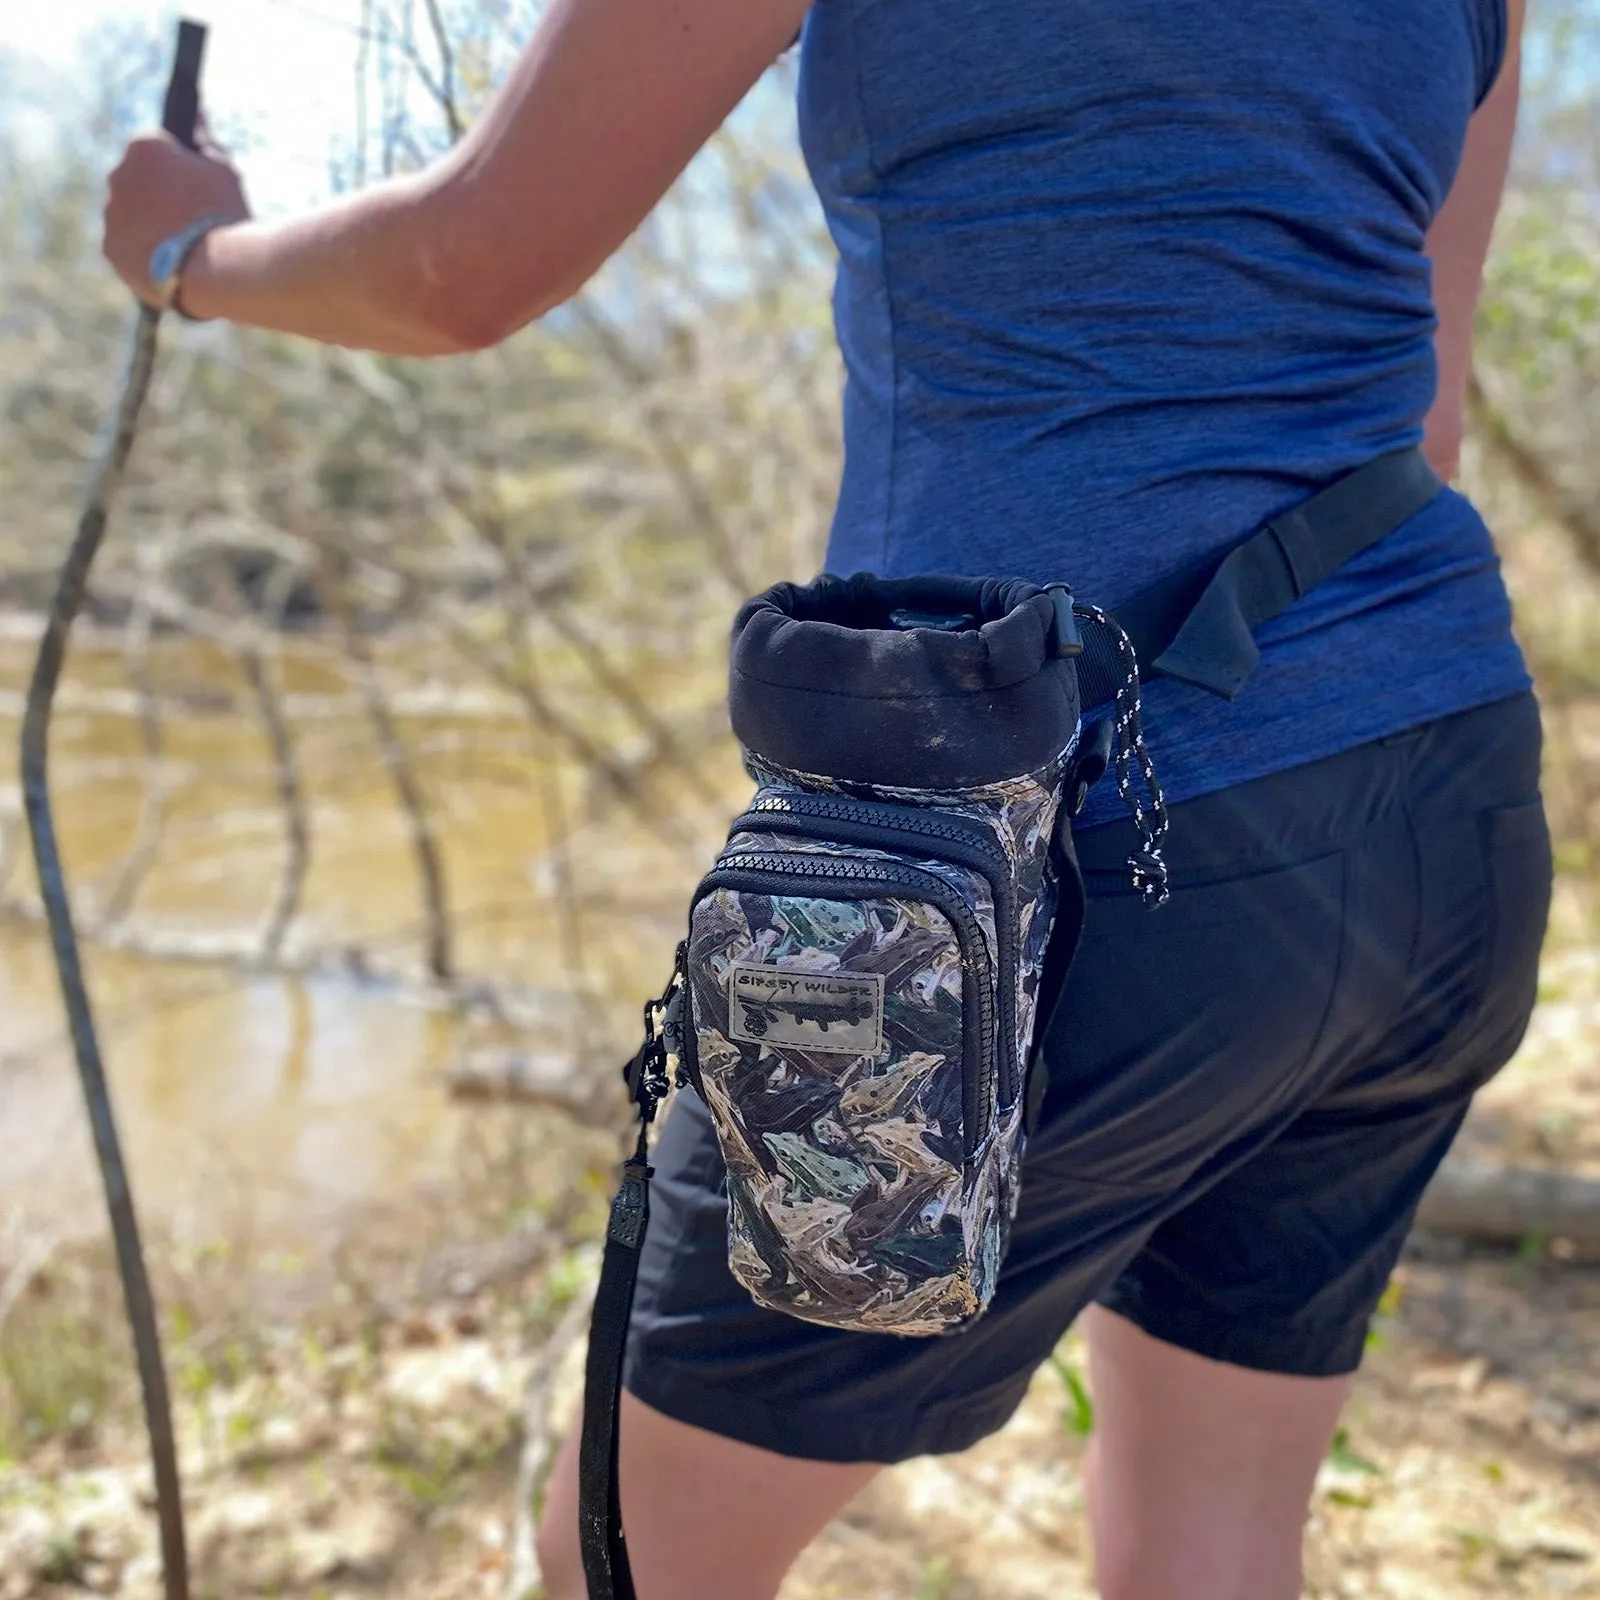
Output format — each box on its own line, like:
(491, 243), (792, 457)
(0, 946), (470, 1242)
(0, 628), (719, 1244)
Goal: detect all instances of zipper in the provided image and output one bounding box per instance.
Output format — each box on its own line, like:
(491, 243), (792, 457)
(695, 853), (998, 1156)
(737, 793), (1007, 876)
(726, 793), (1020, 1110)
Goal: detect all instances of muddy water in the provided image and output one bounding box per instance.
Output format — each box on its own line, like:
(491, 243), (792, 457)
(0, 625), (720, 1247)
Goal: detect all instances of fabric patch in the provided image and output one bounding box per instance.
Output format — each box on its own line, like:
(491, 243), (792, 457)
(728, 961), (885, 1057)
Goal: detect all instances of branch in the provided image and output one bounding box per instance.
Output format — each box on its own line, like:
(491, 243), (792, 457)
(446, 1048), (617, 1125)
(419, 0), (465, 143)
(567, 294), (754, 596)
(0, 1232), (59, 1340)
(315, 549), (455, 981)
(354, 0), (374, 187)
(522, 661), (600, 1031)
(0, 897), (581, 1064)
(207, 554), (314, 963)
(0, 681), (532, 723)
(449, 488), (721, 806)
(235, 637), (311, 964)
(1417, 1160), (1600, 1246)
(349, 551), (700, 854)
(95, 591), (169, 929)
(1468, 362), (1600, 578)
(0, 809), (19, 903)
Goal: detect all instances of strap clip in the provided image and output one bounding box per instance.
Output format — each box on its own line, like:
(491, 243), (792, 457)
(621, 943), (686, 1123)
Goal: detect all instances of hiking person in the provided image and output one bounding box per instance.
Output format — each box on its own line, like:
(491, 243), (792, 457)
(103, 0), (1548, 1593)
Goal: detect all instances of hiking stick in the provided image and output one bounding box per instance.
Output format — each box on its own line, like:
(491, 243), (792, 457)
(18, 21), (208, 1600)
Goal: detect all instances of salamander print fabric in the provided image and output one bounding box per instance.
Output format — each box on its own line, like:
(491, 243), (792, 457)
(683, 745), (1076, 1336)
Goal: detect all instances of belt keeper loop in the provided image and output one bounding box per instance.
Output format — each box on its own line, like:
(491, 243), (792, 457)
(1267, 508), (1323, 599)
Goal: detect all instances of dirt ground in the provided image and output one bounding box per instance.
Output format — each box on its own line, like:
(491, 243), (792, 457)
(777, 1243), (1600, 1600)
(4, 951), (1598, 1600)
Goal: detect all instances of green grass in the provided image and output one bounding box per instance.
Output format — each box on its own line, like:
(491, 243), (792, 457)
(1048, 1347), (1095, 1438)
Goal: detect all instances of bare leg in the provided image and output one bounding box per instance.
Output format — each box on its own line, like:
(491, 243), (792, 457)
(537, 1390), (880, 1600)
(1082, 1306), (1351, 1600)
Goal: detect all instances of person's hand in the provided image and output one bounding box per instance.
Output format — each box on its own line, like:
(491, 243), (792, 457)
(103, 124), (251, 308)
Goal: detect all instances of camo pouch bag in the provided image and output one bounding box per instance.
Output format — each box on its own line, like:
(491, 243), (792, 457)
(673, 573), (1164, 1336)
(579, 572), (1170, 1599)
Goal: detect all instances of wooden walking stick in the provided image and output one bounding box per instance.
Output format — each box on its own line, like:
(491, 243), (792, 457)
(18, 20), (209, 1600)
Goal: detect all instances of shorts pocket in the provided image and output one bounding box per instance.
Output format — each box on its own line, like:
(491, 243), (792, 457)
(1035, 849), (1349, 1190)
(1477, 798), (1553, 1060)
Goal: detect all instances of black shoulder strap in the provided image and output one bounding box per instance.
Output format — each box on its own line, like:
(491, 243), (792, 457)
(1076, 446), (1442, 708)
(580, 958), (684, 1600)
(579, 1142), (651, 1600)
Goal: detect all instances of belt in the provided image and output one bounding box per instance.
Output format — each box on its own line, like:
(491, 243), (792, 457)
(1074, 445), (1443, 709)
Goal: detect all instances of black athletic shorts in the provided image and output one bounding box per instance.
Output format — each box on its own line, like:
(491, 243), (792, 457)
(622, 693), (1552, 1464)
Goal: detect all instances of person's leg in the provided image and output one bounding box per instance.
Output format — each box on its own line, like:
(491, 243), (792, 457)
(537, 1389), (877, 1600)
(1066, 697), (1551, 1600)
(1081, 1307), (1350, 1600)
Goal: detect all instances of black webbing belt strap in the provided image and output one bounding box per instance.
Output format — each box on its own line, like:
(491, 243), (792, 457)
(579, 1142), (650, 1600)
(580, 963), (683, 1600)
(578, 445), (1442, 1600)
(1073, 445), (1442, 711)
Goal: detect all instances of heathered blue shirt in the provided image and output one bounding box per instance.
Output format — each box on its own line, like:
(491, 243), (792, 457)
(796, 0), (1532, 826)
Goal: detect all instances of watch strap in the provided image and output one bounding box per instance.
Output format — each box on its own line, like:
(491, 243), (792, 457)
(149, 212), (233, 319)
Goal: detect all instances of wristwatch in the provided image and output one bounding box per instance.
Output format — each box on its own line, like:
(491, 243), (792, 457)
(148, 213), (234, 318)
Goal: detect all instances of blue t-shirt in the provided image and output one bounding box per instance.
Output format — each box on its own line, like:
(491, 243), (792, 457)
(797, 0), (1531, 825)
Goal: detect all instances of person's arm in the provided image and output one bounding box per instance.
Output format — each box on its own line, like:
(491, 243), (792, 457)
(103, 0), (810, 355)
(1422, 0), (1525, 481)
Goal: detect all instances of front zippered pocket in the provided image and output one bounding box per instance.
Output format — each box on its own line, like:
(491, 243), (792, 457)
(725, 792), (1020, 1110)
(693, 852), (998, 1157)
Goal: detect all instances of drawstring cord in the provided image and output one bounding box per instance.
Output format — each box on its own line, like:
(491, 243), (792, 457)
(1071, 601), (1171, 906)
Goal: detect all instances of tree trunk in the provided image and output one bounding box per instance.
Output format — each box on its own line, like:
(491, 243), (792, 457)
(1415, 1161), (1600, 1246)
